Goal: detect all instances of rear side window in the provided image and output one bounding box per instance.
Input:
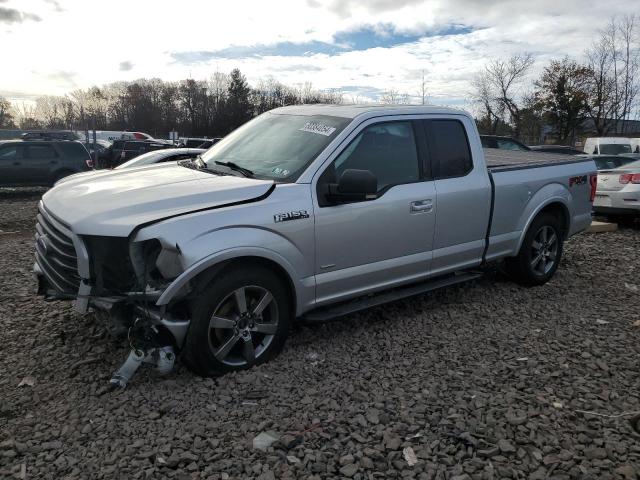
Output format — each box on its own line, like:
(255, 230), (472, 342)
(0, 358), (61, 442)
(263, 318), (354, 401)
(59, 142), (90, 159)
(28, 145), (58, 159)
(426, 120), (472, 179)
(0, 145), (24, 159)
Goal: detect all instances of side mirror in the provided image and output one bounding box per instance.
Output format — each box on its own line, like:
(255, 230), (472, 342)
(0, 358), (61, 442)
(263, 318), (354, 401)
(326, 169), (377, 204)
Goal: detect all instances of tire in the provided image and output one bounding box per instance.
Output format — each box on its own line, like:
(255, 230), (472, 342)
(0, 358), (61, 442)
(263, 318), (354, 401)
(505, 213), (564, 286)
(182, 266), (291, 377)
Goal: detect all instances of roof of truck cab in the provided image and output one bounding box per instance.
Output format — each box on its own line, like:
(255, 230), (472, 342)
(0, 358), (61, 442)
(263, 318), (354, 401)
(269, 104), (469, 119)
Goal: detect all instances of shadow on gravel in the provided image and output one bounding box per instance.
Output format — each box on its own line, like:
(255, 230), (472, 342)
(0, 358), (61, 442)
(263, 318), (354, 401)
(0, 187), (47, 200)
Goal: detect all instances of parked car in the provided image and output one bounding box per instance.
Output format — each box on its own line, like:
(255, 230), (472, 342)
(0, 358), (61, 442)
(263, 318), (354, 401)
(480, 135), (530, 151)
(593, 159), (640, 220)
(34, 105), (595, 378)
(583, 137), (633, 155)
(583, 154), (640, 170)
(21, 131), (80, 141)
(178, 137), (222, 148)
(529, 145), (584, 155)
(110, 140), (172, 167)
(0, 140), (92, 187)
(82, 139), (112, 166)
(75, 130), (155, 142)
(117, 148), (206, 169)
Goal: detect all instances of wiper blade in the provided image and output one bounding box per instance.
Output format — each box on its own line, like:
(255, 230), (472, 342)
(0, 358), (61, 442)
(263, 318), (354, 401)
(214, 160), (254, 177)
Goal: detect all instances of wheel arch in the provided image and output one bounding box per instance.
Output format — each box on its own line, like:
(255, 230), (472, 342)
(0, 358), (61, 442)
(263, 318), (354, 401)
(516, 194), (571, 254)
(157, 248), (311, 317)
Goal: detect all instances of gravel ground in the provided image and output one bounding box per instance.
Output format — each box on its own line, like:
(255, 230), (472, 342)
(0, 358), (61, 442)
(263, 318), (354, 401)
(1, 189), (639, 480)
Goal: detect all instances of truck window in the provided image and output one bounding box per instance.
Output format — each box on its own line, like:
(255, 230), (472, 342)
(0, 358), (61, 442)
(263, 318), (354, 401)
(427, 120), (472, 179)
(333, 121), (419, 191)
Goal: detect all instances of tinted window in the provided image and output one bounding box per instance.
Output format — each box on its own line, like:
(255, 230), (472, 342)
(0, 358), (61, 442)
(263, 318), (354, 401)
(59, 142), (90, 159)
(428, 120), (472, 178)
(497, 139), (527, 151)
(0, 145), (23, 159)
(28, 145), (57, 159)
(333, 122), (419, 191)
(600, 144), (632, 155)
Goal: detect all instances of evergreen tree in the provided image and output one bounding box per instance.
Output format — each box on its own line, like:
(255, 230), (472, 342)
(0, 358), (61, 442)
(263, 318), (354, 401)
(225, 69), (253, 132)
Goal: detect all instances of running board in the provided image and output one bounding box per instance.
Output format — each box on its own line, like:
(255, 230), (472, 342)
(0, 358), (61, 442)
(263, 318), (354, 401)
(302, 272), (484, 323)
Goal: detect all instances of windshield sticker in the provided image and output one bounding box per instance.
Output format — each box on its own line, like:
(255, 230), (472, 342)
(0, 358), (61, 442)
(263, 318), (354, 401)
(271, 167), (291, 177)
(299, 122), (336, 137)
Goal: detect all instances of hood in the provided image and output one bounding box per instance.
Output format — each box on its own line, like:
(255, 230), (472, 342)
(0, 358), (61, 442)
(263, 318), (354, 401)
(42, 163), (274, 236)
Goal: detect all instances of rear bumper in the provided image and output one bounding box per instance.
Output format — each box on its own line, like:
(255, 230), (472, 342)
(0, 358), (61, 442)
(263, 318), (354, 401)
(592, 206), (639, 216)
(593, 190), (640, 214)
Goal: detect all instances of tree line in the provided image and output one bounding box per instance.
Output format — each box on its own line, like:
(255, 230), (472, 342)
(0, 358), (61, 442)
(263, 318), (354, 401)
(0, 69), (343, 137)
(472, 15), (639, 144)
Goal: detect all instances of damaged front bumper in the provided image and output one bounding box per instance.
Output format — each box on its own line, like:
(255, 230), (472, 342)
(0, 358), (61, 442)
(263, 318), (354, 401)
(35, 263), (191, 348)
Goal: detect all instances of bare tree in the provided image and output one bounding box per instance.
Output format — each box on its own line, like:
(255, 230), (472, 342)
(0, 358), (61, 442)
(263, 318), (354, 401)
(585, 36), (621, 135)
(471, 70), (504, 134)
(0, 96), (15, 128)
(484, 53), (534, 139)
(379, 88), (410, 105)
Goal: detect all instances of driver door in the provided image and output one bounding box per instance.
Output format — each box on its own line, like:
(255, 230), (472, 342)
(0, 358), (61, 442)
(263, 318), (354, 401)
(312, 119), (436, 305)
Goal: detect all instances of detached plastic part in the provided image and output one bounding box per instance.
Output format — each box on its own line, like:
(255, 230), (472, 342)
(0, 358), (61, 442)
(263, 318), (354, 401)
(109, 346), (176, 388)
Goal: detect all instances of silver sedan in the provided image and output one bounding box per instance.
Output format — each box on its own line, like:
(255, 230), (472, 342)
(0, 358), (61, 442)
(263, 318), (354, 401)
(593, 159), (640, 219)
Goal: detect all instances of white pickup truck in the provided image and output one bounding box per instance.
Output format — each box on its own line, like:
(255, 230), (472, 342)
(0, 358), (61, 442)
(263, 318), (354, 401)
(35, 105), (596, 378)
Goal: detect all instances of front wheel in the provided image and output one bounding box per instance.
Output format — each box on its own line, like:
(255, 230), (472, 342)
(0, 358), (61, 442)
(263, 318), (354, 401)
(506, 213), (564, 286)
(182, 266), (291, 377)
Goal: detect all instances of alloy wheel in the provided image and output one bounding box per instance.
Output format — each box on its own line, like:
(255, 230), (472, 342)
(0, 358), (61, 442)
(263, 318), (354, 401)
(207, 285), (279, 366)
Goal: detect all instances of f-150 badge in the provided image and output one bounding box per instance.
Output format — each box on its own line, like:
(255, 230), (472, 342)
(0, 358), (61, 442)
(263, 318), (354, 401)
(274, 210), (310, 223)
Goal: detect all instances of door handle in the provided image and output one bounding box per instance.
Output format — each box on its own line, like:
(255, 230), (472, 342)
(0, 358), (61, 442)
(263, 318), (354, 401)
(13, 162), (20, 166)
(410, 199), (433, 213)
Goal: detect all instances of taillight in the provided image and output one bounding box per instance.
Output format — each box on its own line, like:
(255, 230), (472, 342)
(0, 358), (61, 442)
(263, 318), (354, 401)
(86, 159), (94, 168)
(589, 174), (597, 202)
(620, 173), (640, 184)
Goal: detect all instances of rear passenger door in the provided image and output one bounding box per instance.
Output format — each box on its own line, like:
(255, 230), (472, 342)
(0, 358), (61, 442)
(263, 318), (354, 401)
(25, 144), (59, 184)
(423, 117), (492, 274)
(0, 144), (25, 185)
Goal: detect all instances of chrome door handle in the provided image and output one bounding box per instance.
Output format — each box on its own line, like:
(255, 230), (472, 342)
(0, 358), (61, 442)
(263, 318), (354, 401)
(410, 199), (433, 213)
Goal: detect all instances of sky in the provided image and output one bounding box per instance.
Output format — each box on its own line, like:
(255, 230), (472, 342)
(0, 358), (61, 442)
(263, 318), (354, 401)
(0, 0), (636, 109)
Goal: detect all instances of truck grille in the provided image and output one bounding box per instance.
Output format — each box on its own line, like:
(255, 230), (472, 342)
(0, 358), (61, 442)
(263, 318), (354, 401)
(35, 204), (80, 295)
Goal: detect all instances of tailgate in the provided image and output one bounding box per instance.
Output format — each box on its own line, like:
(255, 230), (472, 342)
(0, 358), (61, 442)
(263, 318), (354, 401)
(596, 170), (624, 191)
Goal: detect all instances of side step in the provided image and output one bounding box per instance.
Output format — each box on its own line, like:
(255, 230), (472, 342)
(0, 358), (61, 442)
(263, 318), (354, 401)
(302, 271), (484, 323)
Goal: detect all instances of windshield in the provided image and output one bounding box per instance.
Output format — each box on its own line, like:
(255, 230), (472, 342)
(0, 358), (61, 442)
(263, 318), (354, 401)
(201, 112), (351, 181)
(600, 143), (632, 154)
(116, 150), (167, 169)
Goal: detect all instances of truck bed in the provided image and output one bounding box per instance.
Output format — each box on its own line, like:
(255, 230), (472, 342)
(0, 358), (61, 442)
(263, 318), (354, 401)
(485, 149), (591, 172)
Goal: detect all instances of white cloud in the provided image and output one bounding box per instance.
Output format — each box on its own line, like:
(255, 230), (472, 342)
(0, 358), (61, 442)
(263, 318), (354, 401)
(0, 0), (636, 107)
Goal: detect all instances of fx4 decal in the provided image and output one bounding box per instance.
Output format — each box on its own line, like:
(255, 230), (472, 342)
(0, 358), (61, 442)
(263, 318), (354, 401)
(569, 175), (588, 187)
(274, 210), (310, 223)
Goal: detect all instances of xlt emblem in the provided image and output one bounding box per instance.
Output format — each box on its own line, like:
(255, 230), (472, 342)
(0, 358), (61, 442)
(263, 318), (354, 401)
(274, 210), (310, 223)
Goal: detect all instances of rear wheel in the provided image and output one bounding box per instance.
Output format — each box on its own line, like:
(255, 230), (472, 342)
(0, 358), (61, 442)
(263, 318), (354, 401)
(182, 266), (291, 377)
(506, 213), (564, 286)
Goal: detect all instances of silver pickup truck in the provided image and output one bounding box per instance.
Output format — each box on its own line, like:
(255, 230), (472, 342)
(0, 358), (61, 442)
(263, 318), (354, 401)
(34, 105), (596, 378)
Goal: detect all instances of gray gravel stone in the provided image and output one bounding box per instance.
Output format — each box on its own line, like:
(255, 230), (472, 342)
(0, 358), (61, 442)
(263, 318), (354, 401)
(2, 191), (640, 480)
